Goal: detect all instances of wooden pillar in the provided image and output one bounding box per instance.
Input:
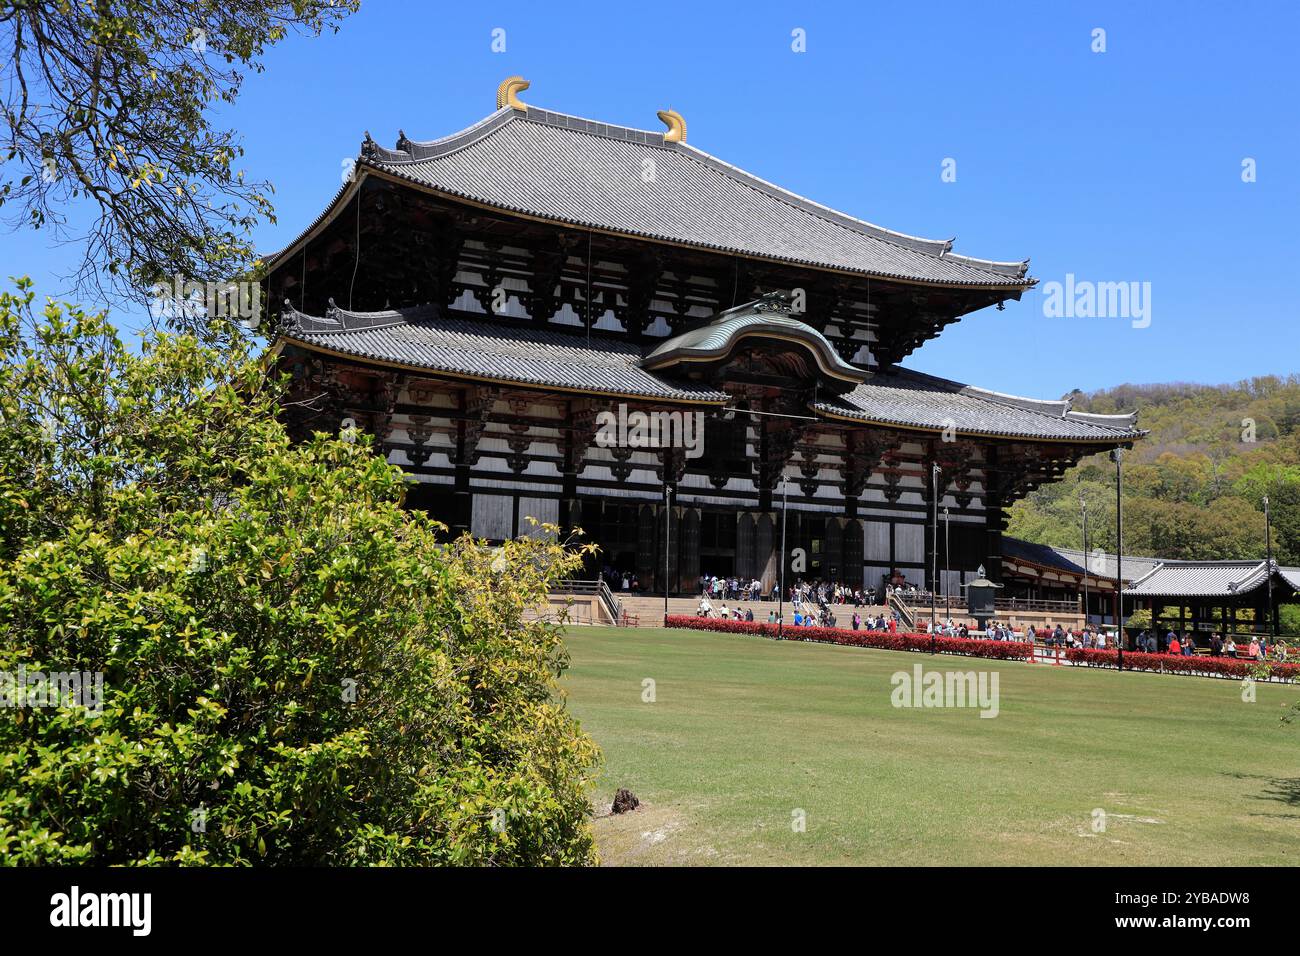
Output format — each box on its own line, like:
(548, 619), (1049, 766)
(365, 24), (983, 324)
(636, 503), (657, 591)
(665, 505), (680, 596)
(844, 518), (865, 590)
(736, 513), (756, 580)
(825, 517), (844, 585)
(679, 507), (701, 595)
(757, 512), (777, 591)
(983, 448), (1004, 583)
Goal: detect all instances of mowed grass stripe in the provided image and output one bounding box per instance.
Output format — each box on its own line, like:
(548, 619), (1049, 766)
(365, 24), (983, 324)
(560, 626), (1300, 866)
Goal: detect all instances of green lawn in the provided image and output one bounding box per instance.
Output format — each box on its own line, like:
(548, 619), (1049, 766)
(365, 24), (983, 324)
(561, 625), (1300, 866)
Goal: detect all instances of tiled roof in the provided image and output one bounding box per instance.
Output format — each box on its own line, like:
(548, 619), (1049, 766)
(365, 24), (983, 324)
(277, 301), (1140, 443)
(1002, 537), (1162, 583)
(1002, 537), (1088, 576)
(1002, 539), (1300, 597)
(815, 368), (1143, 442)
(1047, 545), (1164, 584)
(277, 302), (729, 403)
(1126, 560), (1300, 598)
(344, 106), (1033, 289)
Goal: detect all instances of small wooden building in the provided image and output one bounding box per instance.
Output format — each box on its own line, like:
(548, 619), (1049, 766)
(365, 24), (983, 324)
(1126, 560), (1300, 639)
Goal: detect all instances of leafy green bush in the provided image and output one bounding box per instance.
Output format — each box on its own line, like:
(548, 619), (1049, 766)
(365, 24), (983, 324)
(1124, 609), (1152, 629)
(0, 282), (600, 865)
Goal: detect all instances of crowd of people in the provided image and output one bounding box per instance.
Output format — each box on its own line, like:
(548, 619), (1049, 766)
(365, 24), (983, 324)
(695, 591), (903, 632)
(606, 568), (923, 610)
(1130, 629), (1288, 660)
(698, 575), (775, 602)
(693, 574), (905, 630)
(696, 574), (884, 607)
(1024, 625), (1289, 659)
(603, 566), (642, 592)
(1033, 624), (1107, 649)
(918, 619), (1021, 641)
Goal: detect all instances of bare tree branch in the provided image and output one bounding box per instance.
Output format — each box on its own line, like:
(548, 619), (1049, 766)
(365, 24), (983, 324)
(0, 0), (359, 323)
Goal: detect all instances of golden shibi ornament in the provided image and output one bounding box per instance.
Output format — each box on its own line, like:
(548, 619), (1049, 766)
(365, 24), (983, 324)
(496, 76), (530, 111)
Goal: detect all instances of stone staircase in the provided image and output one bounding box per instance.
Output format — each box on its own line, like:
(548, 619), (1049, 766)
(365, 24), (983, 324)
(612, 593), (888, 627)
(614, 594), (713, 625)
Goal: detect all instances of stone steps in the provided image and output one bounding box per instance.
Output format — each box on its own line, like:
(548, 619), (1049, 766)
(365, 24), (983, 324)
(612, 593), (888, 626)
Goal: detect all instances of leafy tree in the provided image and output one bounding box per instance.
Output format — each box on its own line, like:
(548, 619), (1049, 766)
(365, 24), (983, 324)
(1124, 608), (1151, 629)
(0, 281), (600, 865)
(1233, 464), (1300, 565)
(1010, 375), (1300, 563)
(1281, 605), (1300, 639)
(0, 0), (358, 306)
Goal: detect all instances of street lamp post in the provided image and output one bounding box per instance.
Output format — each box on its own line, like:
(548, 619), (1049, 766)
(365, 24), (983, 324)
(779, 475), (788, 639)
(1080, 493), (1089, 628)
(943, 506), (951, 628)
(1265, 494), (1276, 639)
(663, 484), (672, 623)
(930, 462), (939, 653)
(1112, 448), (1124, 671)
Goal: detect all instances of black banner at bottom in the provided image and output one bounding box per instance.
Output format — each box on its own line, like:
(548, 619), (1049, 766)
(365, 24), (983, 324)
(0, 865), (1289, 942)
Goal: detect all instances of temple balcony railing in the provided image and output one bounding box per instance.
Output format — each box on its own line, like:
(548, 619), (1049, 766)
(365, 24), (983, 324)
(890, 591), (1081, 618)
(996, 597), (1081, 614)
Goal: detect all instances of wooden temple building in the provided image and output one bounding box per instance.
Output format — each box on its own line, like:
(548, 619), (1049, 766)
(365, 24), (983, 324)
(265, 78), (1145, 596)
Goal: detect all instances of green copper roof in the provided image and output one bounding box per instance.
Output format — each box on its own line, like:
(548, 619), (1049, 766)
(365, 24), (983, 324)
(642, 295), (869, 384)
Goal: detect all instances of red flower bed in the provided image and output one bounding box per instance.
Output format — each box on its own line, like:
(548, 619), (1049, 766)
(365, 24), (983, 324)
(663, 615), (1034, 662)
(1064, 646), (1300, 681)
(663, 616), (1300, 681)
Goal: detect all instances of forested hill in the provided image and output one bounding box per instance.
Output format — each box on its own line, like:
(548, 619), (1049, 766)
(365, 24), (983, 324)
(1005, 375), (1300, 565)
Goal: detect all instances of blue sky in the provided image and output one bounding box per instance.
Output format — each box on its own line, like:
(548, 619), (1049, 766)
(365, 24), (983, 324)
(3, 0), (1296, 395)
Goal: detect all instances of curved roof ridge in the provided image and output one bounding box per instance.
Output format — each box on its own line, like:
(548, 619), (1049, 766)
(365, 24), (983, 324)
(1066, 409), (1140, 429)
(816, 367), (1143, 442)
(1127, 562), (1165, 587)
(1051, 543), (1159, 562)
(364, 107), (517, 164)
(1142, 558), (1263, 567)
(942, 251), (1031, 279)
(523, 106), (667, 143)
(847, 367), (1142, 435)
(280, 299), (434, 334)
(959, 383), (1071, 417)
(1067, 410), (1140, 422)
(964, 386), (1139, 434)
